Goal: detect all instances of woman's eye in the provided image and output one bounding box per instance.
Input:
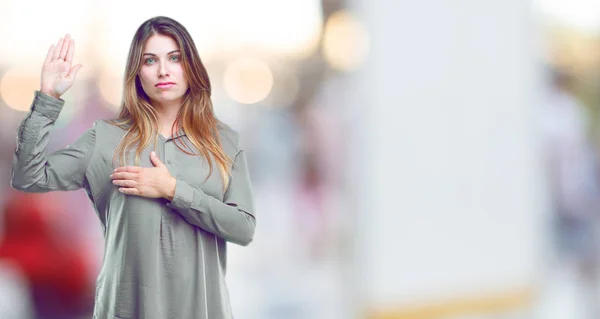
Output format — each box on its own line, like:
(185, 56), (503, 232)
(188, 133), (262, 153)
(170, 55), (180, 62)
(145, 58), (156, 65)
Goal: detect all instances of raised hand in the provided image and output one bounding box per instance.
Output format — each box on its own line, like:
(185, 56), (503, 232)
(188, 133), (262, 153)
(40, 34), (83, 99)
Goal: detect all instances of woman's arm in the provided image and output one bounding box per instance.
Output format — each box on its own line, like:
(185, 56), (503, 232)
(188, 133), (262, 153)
(11, 34), (90, 192)
(11, 91), (96, 193)
(166, 149), (256, 246)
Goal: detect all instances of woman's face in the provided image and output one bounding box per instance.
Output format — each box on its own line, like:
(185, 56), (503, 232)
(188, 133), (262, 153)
(138, 34), (189, 108)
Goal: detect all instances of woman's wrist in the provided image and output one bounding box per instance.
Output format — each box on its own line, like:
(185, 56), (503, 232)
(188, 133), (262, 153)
(164, 176), (177, 202)
(39, 88), (60, 99)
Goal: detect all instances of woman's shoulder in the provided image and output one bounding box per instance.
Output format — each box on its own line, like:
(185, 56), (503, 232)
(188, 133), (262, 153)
(93, 119), (130, 135)
(79, 120), (128, 146)
(216, 121), (241, 151)
(91, 118), (120, 130)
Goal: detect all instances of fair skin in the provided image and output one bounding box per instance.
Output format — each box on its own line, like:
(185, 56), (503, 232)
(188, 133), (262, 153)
(41, 34), (179, 201)
(137, 33), (189, 138)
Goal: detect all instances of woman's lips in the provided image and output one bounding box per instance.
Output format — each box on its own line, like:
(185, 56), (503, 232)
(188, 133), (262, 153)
(156, 82), (175, 89)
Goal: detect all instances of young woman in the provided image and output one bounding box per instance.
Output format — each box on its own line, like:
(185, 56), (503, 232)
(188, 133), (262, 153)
(11, 16), (256, 319)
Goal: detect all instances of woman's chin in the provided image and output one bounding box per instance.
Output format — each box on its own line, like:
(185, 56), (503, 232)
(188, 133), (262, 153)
(150, 95), (184, 107)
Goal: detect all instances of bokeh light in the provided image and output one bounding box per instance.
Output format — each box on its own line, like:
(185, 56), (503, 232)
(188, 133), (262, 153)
(322, 10), (370, 71)
(224, 57), (274, 104)
(535, 0), (600, 33)
(229, 0), (323, 58)
(0, 66), (40, 112)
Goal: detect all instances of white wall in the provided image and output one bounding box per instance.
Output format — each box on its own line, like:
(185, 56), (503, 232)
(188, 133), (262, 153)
(348, 0), (549, 313)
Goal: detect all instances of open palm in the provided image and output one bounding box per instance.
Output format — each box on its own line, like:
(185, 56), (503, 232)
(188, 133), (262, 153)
(40, 34), (83, 99)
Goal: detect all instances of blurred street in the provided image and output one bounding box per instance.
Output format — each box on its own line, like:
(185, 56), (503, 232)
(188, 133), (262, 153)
(3, 0), (600, 318)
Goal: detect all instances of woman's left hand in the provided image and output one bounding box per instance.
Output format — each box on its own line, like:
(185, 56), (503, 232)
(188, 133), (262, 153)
(110, 151), (176, 200)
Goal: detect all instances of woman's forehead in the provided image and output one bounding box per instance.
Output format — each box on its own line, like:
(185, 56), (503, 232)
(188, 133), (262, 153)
(142, 34), (180, 54)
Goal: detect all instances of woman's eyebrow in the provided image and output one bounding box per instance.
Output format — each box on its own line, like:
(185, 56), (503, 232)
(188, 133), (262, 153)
(143, 50), (181, 56)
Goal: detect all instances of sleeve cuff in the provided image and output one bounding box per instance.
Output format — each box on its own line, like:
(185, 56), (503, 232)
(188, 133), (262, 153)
(31, 90), (65, 120)
(166, 179), (196, 213)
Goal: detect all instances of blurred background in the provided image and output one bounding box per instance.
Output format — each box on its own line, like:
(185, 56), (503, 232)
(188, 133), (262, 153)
(2, 0), (600, 318)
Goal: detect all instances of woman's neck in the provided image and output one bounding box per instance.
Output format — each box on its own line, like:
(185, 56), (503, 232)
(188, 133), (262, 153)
(153, 101), (181, 138)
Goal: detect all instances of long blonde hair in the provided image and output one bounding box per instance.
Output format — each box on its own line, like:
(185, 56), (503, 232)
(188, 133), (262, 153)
(107, 16), (232, 188)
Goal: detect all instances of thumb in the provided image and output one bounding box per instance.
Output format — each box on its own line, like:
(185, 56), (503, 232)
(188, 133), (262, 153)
(68, 64), (83, 79)
(150, 151), (164, 167)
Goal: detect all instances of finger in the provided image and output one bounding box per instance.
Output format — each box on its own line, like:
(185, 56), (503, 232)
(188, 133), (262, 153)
(68, 64), (83, 79)
(52, 37), (64, 60)
(44, 45), (55, 66)
(110, 172), (137, 180)
(114, 166), (141, 173)
(66, 38), (75, 64)
(110, 172), (126, 180)
(113, 180), (137, 187)
(150, 151), (164, 167)
(119, 188), (139, 196)
(59, 34), (70, 61)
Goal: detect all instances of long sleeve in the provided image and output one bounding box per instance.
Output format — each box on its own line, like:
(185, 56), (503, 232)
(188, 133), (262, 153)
(166, 149), (256, 246)
(11, 91), (96, 193)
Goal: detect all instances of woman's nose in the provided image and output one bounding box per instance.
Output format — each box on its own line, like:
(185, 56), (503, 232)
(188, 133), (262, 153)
(158, 63), (169, 77)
